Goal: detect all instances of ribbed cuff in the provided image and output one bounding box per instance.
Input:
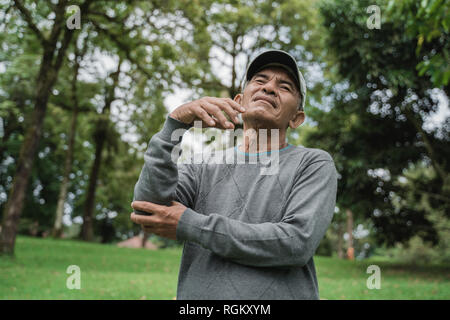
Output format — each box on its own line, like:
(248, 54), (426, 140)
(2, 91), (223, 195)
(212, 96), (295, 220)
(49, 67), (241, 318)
(176, 208), (207, 243)
(159, 115), (193, 143)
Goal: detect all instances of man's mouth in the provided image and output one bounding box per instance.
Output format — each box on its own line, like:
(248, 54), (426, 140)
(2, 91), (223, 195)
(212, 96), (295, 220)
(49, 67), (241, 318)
(253, 96), (276, 109)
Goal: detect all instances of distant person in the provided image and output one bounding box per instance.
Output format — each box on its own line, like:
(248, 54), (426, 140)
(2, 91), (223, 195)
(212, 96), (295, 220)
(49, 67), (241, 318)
(131, 50), (338, 299)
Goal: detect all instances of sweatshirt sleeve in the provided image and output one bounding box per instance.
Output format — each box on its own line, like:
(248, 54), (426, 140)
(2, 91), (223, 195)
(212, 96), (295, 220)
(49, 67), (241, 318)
(133, 115), (198, 213)
(176, 158), (338, 267)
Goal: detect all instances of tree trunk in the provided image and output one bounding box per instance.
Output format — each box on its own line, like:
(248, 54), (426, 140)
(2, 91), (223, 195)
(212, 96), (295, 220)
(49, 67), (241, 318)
(337, 222), (344, 259)
(80, 60), (121, 241)
(0, 0), (91, 255)
(229, 33), (239, 98)
(52, 107), (79, 238)
(0, 0), (94, 255)
(52, 50), (82, 238)
(141, 231), (149, 248)
(1, 49), (61, 255)
(346, 209), (354, 260)
(229, 51), (238, 98)
(80, 130), (105, 241)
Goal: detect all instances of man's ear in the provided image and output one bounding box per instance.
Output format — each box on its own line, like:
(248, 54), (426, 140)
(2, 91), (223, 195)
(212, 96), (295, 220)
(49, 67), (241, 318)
(288, 110), (305, 129)
(233, 93), (243, 105)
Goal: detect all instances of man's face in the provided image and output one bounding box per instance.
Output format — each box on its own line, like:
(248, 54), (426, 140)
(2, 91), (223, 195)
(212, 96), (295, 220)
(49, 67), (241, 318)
(238, 66), (301, 129)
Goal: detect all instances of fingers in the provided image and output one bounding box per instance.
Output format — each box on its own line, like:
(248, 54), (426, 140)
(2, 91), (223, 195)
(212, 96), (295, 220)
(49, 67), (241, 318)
(210, 98), (240, 125)
(223, 98), (246, 114)
(191, 106), (217, 127)
(198, 97), (245, 129)
(130, 212), (159, 225)
(142, 225), (156, 234)
(132, 212), (174, 239)
(130, 201), (182, 241)
(131, 201), (164, 215)
(212, 97), (246, 125)
(172, 96), (245, 127)
(201, 100), (234, 129)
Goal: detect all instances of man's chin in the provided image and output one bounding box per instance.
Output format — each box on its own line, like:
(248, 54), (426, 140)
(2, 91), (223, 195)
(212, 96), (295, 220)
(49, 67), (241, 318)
(242, 110), (279, 129)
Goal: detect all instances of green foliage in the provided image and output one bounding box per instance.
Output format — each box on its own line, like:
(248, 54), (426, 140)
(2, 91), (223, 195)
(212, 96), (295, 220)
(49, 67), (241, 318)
(312, 0), (450, 251)
(193, 0), (322, 98)
(315, 235), (333, 257)
(388, 163), (450, 264)
(0, 44), (63, 229)
(387, 0), (450, 87)
(1, 0), (213, 244)
(385, 235), (447, 266)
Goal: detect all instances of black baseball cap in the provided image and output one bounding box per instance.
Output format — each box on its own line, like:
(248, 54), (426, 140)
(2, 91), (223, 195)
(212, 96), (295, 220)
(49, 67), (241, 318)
(244, 50), (306, 110)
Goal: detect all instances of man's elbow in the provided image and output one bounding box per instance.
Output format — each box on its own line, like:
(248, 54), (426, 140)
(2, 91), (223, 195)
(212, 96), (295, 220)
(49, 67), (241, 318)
(133, 185), (173, 206)
(291, 253), (313, 268)
(290, 241), (317, 267)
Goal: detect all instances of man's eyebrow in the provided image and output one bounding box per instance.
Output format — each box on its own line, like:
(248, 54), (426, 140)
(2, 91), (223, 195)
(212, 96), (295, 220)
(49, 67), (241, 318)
(253, 72), (269, 79)
(253, 72), (296, 89)
(279, 79), (295, 88)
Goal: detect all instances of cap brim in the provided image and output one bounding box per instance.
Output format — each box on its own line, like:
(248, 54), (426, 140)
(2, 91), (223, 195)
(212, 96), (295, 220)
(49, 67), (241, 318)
(246, 50), (300, 87)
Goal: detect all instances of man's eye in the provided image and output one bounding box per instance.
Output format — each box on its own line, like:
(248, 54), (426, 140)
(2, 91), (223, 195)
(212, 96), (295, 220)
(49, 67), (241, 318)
(281, 86), (290, 91)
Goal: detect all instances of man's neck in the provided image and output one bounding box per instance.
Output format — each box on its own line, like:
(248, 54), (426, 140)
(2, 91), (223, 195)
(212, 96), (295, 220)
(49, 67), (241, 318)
(239, 123), (288, 153)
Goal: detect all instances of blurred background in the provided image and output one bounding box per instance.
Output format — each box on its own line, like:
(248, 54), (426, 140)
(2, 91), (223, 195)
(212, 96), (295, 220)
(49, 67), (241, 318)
(0, 0), (449, 299)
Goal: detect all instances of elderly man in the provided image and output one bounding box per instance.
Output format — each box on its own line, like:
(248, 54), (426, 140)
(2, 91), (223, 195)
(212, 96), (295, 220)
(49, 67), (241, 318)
(131, 50), (337, 300)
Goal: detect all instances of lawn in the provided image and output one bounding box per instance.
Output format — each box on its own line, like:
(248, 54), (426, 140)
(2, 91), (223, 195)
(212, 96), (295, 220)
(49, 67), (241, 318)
(0, 236), (449, 299)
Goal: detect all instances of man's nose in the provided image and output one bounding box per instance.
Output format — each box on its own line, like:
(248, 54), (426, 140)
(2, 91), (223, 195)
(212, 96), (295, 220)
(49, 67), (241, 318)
(262, 79), (277, 96)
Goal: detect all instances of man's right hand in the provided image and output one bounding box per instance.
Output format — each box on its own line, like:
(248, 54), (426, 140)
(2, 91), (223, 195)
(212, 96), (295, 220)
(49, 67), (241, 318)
(169, 97), (246, 129)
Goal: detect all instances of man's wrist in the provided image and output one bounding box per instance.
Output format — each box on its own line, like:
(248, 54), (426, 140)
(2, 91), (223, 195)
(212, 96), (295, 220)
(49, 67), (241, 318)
(159, 114), (193, 143)
(168, 111), (180, 122)
(169, 110), (192, 125)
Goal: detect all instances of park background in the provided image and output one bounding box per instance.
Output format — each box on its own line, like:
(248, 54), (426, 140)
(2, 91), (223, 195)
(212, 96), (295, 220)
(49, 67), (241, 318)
(0, 0), (449, 299)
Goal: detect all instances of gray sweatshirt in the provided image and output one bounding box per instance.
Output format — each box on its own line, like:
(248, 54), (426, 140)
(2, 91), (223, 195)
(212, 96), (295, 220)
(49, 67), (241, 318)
(134, 115), (338, 300)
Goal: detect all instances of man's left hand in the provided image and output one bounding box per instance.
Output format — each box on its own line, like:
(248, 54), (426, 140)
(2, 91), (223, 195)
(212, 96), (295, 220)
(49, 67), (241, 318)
(130, 200), (187, 240)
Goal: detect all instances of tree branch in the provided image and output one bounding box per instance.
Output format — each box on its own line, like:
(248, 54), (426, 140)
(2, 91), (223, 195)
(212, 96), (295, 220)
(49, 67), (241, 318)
(52, 101), (92, 113)
(209, 54), (232, 69)
(91, 19), (154, 79)
(13, 0), (47, 46)
(47, 0), (68, 49)
(87, 10), (128, 25)
(416, 189), (450, 203)
(53, 0), (96, 71)
(403, 107), (447, 185)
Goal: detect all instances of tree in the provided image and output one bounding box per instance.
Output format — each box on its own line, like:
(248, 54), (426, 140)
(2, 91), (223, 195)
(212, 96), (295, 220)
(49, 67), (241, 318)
(76, 0), (212, 241)
(308, 0), (449, 249)
(1, 0), (211, 249)
(194, 0), (322, 98)
(52, 41), (87, 238)
(79, 58), (122, 241)
(0, 0), (96, 255)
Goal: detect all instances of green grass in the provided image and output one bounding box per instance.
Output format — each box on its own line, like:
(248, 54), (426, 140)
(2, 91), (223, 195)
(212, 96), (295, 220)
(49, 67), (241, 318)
(315, 256), (449, 299)
(0, 236), (182, 299)
(0, 236), (449, 299)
